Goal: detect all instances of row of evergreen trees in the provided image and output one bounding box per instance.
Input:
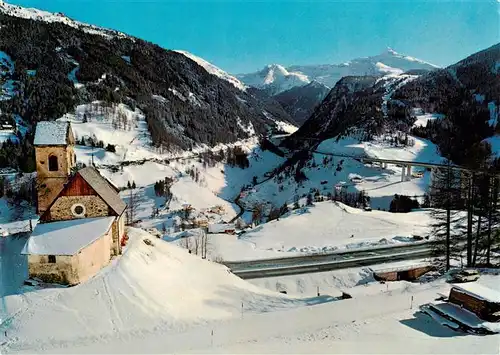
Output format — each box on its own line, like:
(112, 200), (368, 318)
(430, 159), (500, 269)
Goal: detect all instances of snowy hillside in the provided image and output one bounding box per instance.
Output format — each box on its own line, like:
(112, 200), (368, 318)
(0, 228), (324, 353)
(2, 230), (498, 353)
(241, 134), (443, 212)
(174, 50), (247, 91)
(206, 201), (432, 261)
(57, 101), (157, 164)
(238, 48), (438, 94)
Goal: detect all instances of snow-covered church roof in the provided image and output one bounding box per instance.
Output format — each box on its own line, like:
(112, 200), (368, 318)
(22, 216), (115, 256)
(34, 121), (71, 146)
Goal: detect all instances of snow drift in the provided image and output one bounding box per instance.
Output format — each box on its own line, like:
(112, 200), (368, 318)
(0, 228), (325, 352)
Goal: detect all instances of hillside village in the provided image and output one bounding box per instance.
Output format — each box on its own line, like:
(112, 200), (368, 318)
(0, 1), (499, 353)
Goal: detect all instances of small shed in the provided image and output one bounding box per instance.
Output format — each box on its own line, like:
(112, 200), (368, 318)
(22, 216), (115, 285)
(449, 283), (500, 322)
(372, 263), (433, 282)
(208, 223), (235, 234)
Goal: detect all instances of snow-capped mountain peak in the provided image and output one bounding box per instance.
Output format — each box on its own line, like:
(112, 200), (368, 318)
(370, 47), (439, 70)
(238, 63), (310, 95)
(385, 47), (399, 56)
(239, 49), (439, 95)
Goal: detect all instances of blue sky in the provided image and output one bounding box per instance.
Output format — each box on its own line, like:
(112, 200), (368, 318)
(7, 0), (500, 73)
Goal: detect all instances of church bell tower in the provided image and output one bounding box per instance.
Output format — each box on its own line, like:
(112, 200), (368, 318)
(34, 121), (76, 215)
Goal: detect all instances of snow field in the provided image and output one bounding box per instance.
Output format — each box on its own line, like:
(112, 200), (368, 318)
(0, 228), (330, 353)
(7, 269), (499, 354)
(206, 201), (431, 261)
(58, 101), (155, 164)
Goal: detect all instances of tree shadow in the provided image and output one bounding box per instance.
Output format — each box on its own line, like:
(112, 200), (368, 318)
(0, 233), (29, 298)
(399, 311), (467, 338)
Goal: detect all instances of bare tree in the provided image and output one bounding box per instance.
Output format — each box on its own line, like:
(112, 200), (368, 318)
(193, 235), (200, 255)
(252, 203), (265, 226)
(183, 236), (191, 252)
(201, 229), (209, 259)
(126, 189), (139, 225)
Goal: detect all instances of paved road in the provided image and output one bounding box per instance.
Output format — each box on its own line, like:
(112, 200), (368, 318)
(223, 241), (436, 279)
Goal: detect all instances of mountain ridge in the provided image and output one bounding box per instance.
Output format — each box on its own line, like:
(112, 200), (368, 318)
(0, 1), (296, 160)
(237, 48), (439, 95)
(284, 43), (500, 167)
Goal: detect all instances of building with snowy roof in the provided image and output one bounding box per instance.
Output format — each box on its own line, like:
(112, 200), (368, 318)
(449, 283), (500, 322)
(22, 121), (127, 285)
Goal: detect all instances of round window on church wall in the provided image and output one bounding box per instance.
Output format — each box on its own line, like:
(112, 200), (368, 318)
(71, 204), (86, 217)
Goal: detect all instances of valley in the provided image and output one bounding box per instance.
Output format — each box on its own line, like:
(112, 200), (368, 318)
(0, 1), (499, 353)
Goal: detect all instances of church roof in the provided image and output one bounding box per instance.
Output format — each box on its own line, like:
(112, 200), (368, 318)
(34, 121), (71, 146)
(78, 167), (127, 215)
(22, 217), (115, 256)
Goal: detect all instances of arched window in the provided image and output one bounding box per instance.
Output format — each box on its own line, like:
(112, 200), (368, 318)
(48, 155), (58, 171)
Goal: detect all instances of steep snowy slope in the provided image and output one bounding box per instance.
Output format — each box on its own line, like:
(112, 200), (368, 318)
(238, 48), (438, 94)
(241, 134), (443, 212)
(0, 228), (320, 353)
(174, 50), (247, 91)
(0, 1), (129, 38)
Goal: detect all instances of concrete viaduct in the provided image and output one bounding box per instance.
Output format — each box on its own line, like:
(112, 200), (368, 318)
(312, 150), (485, 182)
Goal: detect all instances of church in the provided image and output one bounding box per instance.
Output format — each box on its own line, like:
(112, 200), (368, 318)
(22, 121), (127, 285)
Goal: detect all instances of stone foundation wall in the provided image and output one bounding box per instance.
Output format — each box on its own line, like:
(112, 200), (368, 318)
(48, 195), (108, 221)
(28, 254), (77, 285)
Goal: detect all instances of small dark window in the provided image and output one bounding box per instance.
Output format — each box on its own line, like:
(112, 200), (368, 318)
(48, 155), (58, 171)
(48, 255), (56, 263)
(74, 205), (84, 215)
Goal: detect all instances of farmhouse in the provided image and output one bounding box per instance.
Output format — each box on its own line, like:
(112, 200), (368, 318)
(22, 121), (127, 285)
